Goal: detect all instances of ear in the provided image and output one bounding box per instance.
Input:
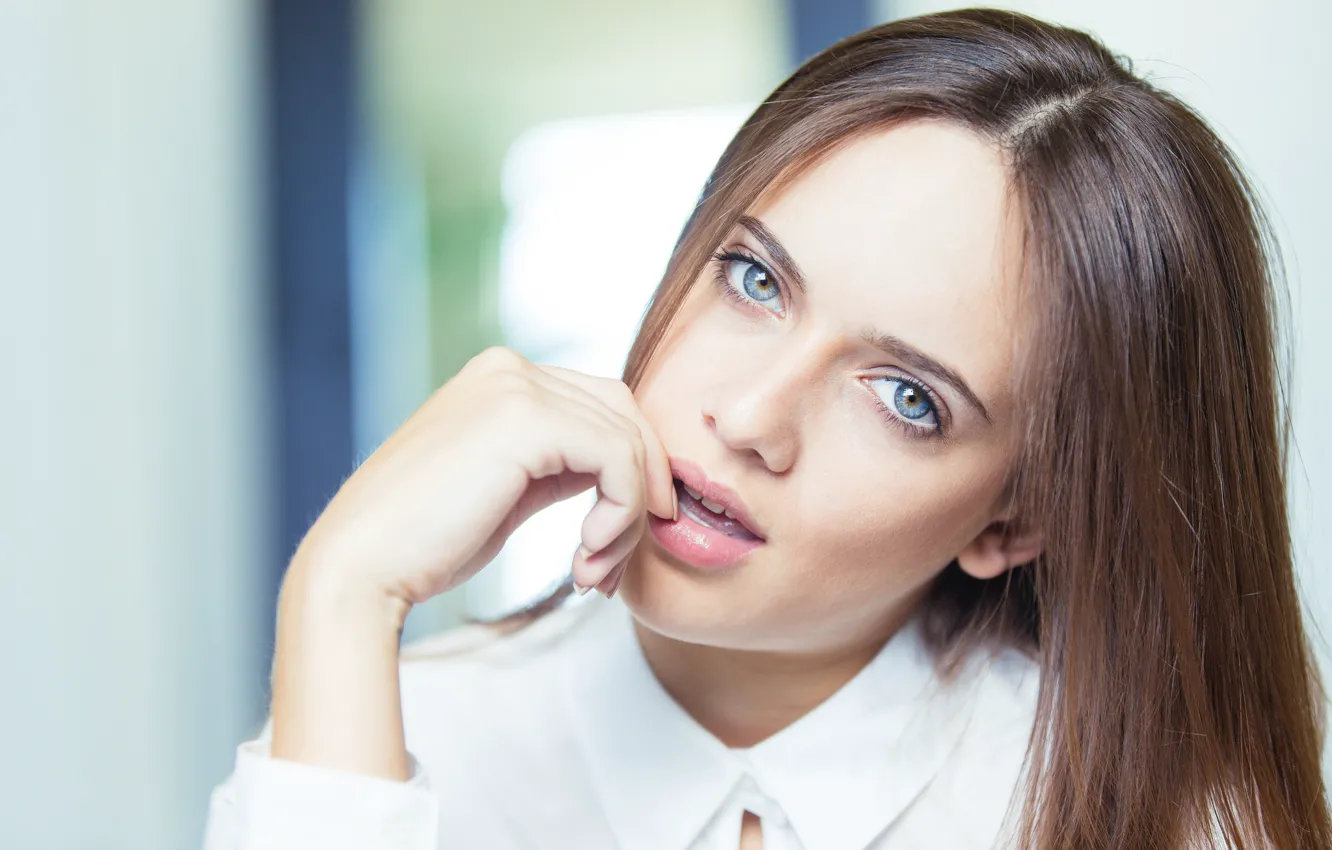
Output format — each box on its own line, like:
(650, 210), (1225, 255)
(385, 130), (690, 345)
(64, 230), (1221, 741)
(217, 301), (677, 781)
(955, 518), (1044, 580)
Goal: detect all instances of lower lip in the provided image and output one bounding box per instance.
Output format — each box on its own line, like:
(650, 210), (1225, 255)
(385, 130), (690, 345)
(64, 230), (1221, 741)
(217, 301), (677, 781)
(647, 493), (766, 570)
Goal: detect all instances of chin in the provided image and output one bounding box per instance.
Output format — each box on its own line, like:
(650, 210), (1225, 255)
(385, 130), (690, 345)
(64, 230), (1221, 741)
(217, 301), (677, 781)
(617, 544), (797, 652)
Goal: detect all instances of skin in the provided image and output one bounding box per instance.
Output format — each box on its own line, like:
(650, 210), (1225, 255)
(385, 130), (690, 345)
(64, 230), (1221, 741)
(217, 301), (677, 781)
(626, 120), (1044, 747)
(269, 121), (1044, 845)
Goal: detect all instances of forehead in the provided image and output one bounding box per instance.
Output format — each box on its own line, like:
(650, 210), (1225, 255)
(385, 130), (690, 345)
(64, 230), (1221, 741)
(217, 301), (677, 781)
(753, 121), (1025, 414)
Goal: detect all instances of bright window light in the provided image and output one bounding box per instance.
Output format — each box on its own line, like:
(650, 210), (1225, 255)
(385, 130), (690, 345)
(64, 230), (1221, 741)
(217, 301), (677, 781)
(470, 104), (753, 617)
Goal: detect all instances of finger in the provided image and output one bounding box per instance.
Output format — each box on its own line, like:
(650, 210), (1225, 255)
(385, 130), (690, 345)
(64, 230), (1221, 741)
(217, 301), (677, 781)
(572, 544), (615, 592)
(536, 402), (648, 555)
(536, 411), (645, 555)
(505, 470), (599, 533)
(594, 553), (629, 599)
(587, 513), (641, 576)
(594, 540), (636, 598)
(571, 514), (642, 590)
(508, 382), (648, 558)
(537, 366), (677, 522)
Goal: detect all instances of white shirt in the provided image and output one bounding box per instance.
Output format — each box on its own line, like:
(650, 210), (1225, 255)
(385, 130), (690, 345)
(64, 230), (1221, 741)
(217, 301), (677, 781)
(203, 593), (1040, 850)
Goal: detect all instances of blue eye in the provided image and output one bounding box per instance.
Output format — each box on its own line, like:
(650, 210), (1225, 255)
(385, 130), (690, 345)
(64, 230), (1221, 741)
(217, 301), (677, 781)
(730, 259), (778, 303)
(872, 378), (940, 431)
(717, 253), (782, 310)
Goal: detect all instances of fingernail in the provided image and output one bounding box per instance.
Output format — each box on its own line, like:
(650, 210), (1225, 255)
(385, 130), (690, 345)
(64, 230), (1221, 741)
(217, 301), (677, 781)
(571, 547), (592, 595)
(578, 544), (594, 560)
(607, 569), (625, 599)
(672, 491), (679, 522)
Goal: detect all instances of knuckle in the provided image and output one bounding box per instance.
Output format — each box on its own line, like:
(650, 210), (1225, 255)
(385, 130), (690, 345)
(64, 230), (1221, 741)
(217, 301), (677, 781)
(604, 378), (635, 405)
(470, 345), (526, 374)
(605, 407), (638, 438)
(611, 431), (636, 463)
(617, 433), (646, 478)
(612, 416), (644, 453)
(492, 374), (540, 416)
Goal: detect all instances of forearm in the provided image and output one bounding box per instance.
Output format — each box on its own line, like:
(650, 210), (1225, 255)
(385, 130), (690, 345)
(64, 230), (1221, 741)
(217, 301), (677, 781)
(270, 552), (414, 781)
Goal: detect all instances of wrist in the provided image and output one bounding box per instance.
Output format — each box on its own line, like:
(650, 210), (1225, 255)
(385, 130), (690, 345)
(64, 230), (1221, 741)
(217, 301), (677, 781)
(281, 545), (413, 637)
(270, 546), (414, 780)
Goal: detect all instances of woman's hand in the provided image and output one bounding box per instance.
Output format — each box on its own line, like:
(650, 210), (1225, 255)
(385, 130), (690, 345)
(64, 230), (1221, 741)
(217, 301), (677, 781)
(291, 345), (677, 606)
(270, 346), (677, 780)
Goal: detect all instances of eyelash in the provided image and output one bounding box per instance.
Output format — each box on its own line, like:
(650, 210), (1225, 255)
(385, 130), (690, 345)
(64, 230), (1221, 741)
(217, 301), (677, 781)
(709, 245), (947, 441)
(864, 376), (947, 441)
(710, 247), (786, 315)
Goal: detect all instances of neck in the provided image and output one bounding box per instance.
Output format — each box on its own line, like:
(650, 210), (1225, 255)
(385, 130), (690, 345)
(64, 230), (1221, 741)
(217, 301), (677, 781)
(632, 614), (909, 749)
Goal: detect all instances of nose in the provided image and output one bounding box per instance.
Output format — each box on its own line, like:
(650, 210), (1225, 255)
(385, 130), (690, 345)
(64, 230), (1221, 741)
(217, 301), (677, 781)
(700, 348), (812, 474)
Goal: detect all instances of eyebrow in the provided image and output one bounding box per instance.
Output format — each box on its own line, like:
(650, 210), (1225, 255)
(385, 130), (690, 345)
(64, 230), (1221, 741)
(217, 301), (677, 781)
(736, 214), (994, 425)
(859, 329), (993, 424)
(738, 215), (808, 293)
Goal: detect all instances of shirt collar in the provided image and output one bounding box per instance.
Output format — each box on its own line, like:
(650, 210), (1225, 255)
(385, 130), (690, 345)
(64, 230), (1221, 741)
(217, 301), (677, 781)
(560, 597), (984, 850)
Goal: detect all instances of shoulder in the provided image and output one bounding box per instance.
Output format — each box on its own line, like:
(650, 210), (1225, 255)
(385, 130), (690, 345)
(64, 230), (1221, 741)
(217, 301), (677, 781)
(910, 644), (1041, 845)
(391, 596), (612, 831)
(953, 643), (1041, 772)
(971, 643), (1041, 724)
(922, 639), (1041, 739)
(399, 592), (602, 667)
(396, 594), (606, 731)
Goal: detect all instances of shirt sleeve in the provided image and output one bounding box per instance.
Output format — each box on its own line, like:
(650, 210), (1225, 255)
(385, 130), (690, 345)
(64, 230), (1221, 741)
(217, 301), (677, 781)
(202, 735), (439, 850)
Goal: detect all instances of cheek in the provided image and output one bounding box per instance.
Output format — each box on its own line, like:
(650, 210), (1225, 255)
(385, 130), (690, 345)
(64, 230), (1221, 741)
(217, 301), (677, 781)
(633, 281), (1011, 590)
(634, 346), (701, 432)
(634, 290), (737, 421)
(784, 438), (1008, 582)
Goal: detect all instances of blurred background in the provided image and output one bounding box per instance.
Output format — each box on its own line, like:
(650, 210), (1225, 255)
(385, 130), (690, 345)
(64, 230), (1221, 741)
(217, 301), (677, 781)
(1, 0), (1328, 847)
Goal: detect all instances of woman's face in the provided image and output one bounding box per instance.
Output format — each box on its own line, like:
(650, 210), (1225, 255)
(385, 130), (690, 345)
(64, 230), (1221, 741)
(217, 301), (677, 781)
(623, 120), (1037, 653)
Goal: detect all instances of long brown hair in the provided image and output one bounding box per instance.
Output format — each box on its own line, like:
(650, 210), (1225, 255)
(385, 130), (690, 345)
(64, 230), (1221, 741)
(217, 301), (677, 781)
(501, 8), (1329, 847)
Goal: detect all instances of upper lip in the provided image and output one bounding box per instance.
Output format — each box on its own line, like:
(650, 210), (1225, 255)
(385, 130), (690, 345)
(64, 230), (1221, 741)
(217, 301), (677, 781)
(669, 456), (766, 540)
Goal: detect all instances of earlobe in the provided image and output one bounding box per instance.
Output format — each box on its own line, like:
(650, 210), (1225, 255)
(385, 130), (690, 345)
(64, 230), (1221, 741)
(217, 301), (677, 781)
(955, 520), (1044, 580)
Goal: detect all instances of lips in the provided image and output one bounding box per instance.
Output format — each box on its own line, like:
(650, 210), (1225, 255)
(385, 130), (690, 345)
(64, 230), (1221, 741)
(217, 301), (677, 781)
(646, 457), (767, 571)
(675, 480), (761, 540)
(668, 457), (765, 540)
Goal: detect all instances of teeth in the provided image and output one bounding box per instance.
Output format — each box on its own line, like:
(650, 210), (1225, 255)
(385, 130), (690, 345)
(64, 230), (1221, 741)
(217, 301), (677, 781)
(677, 479), (743, 523)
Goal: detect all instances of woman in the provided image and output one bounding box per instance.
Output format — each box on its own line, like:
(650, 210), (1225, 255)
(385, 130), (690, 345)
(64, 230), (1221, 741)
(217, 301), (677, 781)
(204, 9), (1330, 849)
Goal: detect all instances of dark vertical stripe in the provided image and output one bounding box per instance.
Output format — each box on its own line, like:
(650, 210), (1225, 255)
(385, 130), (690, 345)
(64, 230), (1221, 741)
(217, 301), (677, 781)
(787, 0), (875, 66)
(264, 0), (358, 660)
